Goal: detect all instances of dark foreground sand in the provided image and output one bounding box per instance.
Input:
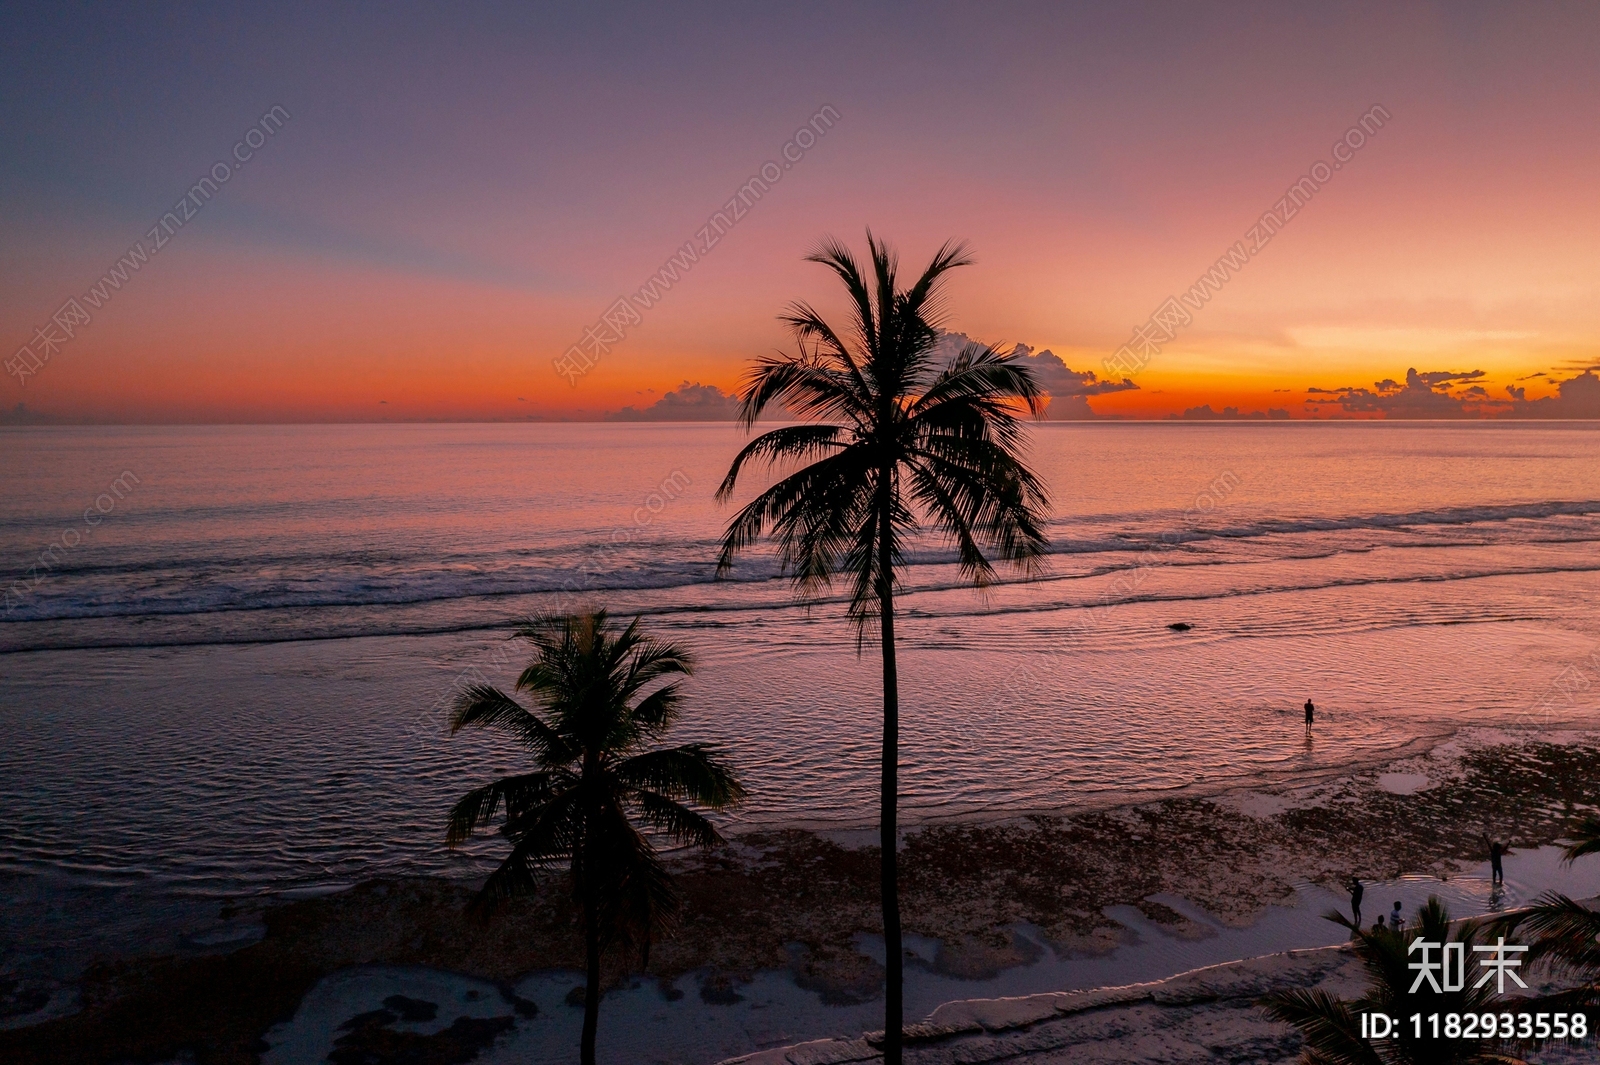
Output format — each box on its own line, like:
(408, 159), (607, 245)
(3, 731), (1597, 1064)
(721, 934), (1596, 1065)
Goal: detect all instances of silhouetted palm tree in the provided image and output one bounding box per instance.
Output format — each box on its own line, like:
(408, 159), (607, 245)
(446, 611), (744, 1065)
(1263, 897), (1523, 1064)
(715, 232), (1050, 1061)
(1561, 815), (1600, 865)
(1493, 817), (1600, 1018)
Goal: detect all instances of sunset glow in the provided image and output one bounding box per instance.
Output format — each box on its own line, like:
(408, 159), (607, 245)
(4, 5), (1598, 423)
(8, 7), (1600, 1063)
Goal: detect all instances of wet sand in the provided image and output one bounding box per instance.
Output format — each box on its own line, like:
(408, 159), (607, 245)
(3, 729), (1598, 1064)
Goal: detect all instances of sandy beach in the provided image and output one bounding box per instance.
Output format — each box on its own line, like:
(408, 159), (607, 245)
(719, 934), (1597, 1065)
(5, 729), (1599, 1063)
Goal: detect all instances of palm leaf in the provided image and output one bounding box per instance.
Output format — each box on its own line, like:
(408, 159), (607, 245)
(614, 745), (747, 808)
(449, 684), (574, 763)
(445, 770), (563, 847)
(1563, 816), (1600, 864)
(1259, 988), (1383, 1065)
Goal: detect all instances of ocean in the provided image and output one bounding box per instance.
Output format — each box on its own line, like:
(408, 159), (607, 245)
(3, 421), (1600, 978)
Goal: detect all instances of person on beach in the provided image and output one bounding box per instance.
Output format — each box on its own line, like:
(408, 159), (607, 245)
(1304, 699), (1315, 729)
(1390, 900), (1404, 932)
(1348, 876), (1363, 927)
(1481, 834), (1512, 884)
(1373, 914), (1386, 936)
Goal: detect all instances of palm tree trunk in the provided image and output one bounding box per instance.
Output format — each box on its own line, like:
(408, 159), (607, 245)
(581, 896), (601, 1065)
(877, 495), (903, 1065)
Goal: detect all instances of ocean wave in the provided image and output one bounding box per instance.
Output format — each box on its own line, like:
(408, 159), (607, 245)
(5, 558), (1598, 655)
(4, 501), (1598, 629)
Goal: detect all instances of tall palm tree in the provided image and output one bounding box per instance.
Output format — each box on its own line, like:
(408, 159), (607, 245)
(446, 611), (744, 1065)
(715, 232), (1051, 1061)
(1263, 898), (1524, 1064)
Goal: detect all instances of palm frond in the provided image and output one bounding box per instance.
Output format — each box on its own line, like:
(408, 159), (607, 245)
(613, 745), (747, 808)
(468, 846), (542, 913)
(1259, 988), (1383, 1065)
(734, 355), (871, 429)
(776, 302), (874, 408)
(904, 459), (997, 587)
(804, 234), (879, 361)
(1511, 892), (1600, 978)
(905, 446), (1049, 571)
(715, 446), (877, 586)
(627, 683), (685, 736)
(467, 791), (585, 912)
(908, 340), (1045, 421)
(615, 629), (694, 689)
(449, 684), (574, 763)
(630, 788), (725, 848)
(445, 770), (563, 847)
(716, 424), (847, 502)
(1564, 816), (1600, 864)
(895, 237), (972, 337)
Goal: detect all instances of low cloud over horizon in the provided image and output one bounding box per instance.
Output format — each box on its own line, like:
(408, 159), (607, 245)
(1168, 405), (1291, 421)
(937, 333), (1138, 420)
(605, 381), (741, 421)
(606, 336), (1144, 422)
(1307, 366), (1600, 419)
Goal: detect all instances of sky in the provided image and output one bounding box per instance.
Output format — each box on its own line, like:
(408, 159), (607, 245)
(3, 1), (1599, 423)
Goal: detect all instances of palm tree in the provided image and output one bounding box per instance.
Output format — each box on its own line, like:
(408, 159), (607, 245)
(1560, 815), (1600, 864)
(446, 611), (744, 1065)
(1263, 897), (1524, 1064)
(714, 232), (1050, 1061)
(1491, 816), (1600, 1017)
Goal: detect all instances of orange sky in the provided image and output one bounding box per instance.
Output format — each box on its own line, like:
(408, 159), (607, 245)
(4, 4), (1599, 422)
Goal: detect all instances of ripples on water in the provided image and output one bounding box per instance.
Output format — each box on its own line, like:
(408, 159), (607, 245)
(2, 422), (1599, 914)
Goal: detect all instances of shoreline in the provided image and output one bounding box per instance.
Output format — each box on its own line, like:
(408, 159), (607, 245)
(766, 720), (1468, 838)
(721, 909), (1599, 1065)
(3, 728), (1599, 1063)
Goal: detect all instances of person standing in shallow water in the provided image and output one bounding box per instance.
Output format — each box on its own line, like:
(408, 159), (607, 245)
(1304, 699), (1315, 729)
(1348, 876), (1363, 927)
(1482, 833), (1512, 884)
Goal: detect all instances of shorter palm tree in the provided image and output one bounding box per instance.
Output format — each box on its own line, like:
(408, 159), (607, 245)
(1560, 815), (1600, 865)
(446, 611), (744, 1065)
(1263, 897), (1523, 1064)
(1492, 817), (1600, 1018)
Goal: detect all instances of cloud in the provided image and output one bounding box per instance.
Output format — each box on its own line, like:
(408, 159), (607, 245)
(1505, 369), (1600, 419)
(606, 381), (741, 421)
(935, 333), (1137, 420)
(1304, 367), (1499, 418)
(1166, 405), (1290, 421)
